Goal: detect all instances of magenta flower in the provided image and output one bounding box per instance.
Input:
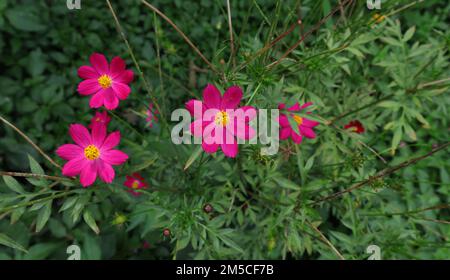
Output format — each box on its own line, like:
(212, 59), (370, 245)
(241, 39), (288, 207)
(278, 102), (319, 144)
(186, 84), (256, 158)
(89, 111), (111, 129)
(145, 103), (159, 128)
(77, 53), (134, 110)
(123, 173), (148, 196)
(56, 124), (128, 187)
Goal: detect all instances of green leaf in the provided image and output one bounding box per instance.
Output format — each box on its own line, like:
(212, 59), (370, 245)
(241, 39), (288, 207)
(184, 146), (203, 170)
(3, 175), (26, 194)
(83, 210), (100, 235)
(27, 154), (48, 187)
(391, 126), (403, 155)
(5, 8), (46, 32)
(403, 26), (415, 42)
(35, 201), (52, 232)
(0, 233), (28, 253)
(276, 177), (300, 190)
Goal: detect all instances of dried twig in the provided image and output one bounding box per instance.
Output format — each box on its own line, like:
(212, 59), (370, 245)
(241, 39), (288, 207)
(312, 142), (450, 205)
(306, 221), (345, 260)
(0, 171), (74, 182)
(0, 115), (61, 170)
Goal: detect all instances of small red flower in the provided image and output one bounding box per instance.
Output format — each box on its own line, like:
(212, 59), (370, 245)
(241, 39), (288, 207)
(123, 173), (148, 196)
(89, 111), (111, 129)
(344, 120), (365, 134)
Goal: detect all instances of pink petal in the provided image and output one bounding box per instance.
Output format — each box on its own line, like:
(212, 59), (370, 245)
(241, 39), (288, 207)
(89, 90), (105, 108)
(80, 161), (97, 187)
(279, 114), (290, 127)
(302, 118), (320, 128)
(201, 142), (219, 153)
(92, 122), (106, 147)
(203, 84), (221, 109)
(62, 157), (87, 177)
(98, 161), (115, 183)
(234, 124), (256, 140)
(278, 103), (286, 110)
(287, 103), (301, 112)
(103, 88), (119, 110)
(77, 79), (101, 96)
(291, 131), (303, 144)
(280, 127), (291, 140)
(239, 106), (257, 121)
(109, 57), (125, 78)
(56, 144), (83, 160)
(101, 131), (121, 150)
(221, 139), (238, 158)
(78, 66), (99, 79)
(190, 119), (205, 137)
(185, 99), (205, 119)
(101, 150), (128, 165)
(300, 126), (316, 139)
(69, 124), (92, 148)
(221, 86), (242, 109)
(89, 53), (109, 75)
(300, 102), (313, 110)
(112, 82), (130, 100)
(115, 70), (134, 84)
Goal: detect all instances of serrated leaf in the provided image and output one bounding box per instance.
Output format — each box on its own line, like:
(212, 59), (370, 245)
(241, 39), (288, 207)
(3, 176), (26, 194)
(35, 201), (52, 232)
(0, 233), (28, 253)
(83, 210), (100, 235)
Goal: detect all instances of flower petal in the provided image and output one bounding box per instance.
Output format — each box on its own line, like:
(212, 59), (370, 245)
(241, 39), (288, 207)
(98, 161), (115, 184)
(302, 118), (320, 127)
(287, 103), (301, 112)
(77, 79), (101, 96)
(62, 157), (87, 177)
(101, 131), (121, 150)
(201, 142), (219, 154)
(221, 137), (238, 158)
(69, 124), (91, 148)
(279, 114), (290, 127)
(115, 70), (134, 84)
(185, 99), (205, 119)
(203, 84), (221, 109)
(300, 126), (316, 139)
(80, 161), (97, 187)
(103, 88), (119, 110)
(89, 53), (109, 75)
(109, 56), (126, 78)
(291, 131), (303, 144)
(56, 144), (83, 160)
(234, 123), (256, 140)
(101, 150), (128, 165)
(89, 90), (105, 108)
(221, 86), (242, 109)
(112, 82), (131, 100)
(280, 127), (291, 140)
(300, 102), (313, 110)
(92, 121), (106, 147)
(189, 119), (205, 137)
(78, 66), (99, 79)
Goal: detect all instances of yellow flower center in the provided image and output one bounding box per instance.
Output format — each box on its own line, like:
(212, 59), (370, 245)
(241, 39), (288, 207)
(293, 115), (303, 125)
(131, 180), (139, 189)
(84, 145), (100, 160)
(214, 111), (229, 126)
(98, 74), (112, 89)
(372, 13), (386, 23)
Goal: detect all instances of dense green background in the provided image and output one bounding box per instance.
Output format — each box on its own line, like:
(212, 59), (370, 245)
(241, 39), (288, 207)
(0, 0), (449, 259)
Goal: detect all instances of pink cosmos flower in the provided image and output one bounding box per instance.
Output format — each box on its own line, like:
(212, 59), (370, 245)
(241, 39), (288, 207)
(278, 102), (319, 144)
(56, 124), (128, 187)
(123, 173), (148, 196)
(89, 111), (111, 129)
(77, 53), (134, 110)
(186, 84), (256, 158)
(145, 103), (159, 128)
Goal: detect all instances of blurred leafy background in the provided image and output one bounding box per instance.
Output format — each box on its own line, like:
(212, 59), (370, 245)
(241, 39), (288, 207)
(0, 0), (449, 259)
